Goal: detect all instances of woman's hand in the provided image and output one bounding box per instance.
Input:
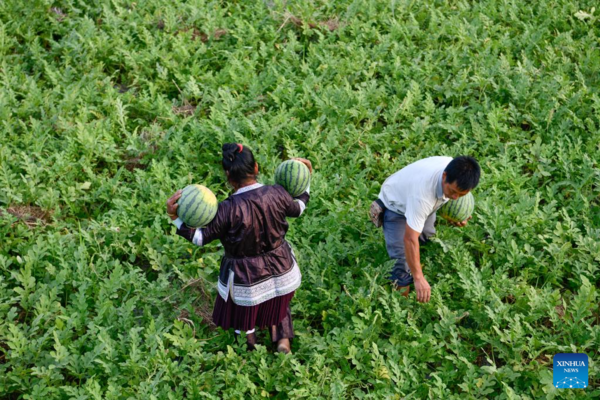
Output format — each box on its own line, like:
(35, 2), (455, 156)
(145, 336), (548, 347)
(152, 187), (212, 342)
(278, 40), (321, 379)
(292, 158), (313, 174)
(166, 190), (182, 220)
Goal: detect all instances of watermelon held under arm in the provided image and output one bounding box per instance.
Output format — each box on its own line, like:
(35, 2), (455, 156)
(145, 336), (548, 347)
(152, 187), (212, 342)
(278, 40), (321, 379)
(275, 160), (310, 197)
(439, 192), (474, 223)
(177, 184), (218, 228)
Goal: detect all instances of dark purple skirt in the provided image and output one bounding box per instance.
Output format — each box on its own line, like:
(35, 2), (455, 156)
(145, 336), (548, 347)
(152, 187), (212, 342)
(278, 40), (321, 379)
(212, 292), (295, 331)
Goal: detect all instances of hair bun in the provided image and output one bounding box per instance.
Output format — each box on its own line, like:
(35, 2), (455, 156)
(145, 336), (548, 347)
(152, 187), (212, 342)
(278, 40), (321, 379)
(221, 142), (256, 184)
(223, 147), (237, 162)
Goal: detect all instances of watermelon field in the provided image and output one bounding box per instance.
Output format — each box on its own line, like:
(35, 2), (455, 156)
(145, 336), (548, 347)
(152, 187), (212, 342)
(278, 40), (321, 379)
(1, 0), (600, 398)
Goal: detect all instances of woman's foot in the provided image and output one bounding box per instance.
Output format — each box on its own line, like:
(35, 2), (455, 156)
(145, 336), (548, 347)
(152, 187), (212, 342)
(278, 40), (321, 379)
(246, 332), (257, 351)
(276, 338), (291, 354)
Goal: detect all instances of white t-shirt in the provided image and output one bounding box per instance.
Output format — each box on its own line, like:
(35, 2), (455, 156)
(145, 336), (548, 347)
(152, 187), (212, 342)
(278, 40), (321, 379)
(378, 156), (452, 233)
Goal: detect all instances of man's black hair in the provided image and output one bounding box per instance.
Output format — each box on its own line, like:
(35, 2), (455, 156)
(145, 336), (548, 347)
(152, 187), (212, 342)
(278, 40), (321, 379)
(444, 156), (481, 191)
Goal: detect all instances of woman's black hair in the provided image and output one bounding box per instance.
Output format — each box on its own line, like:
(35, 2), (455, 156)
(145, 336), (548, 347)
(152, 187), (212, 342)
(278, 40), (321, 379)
(444, 156), (481, 191)
(222, 143), (256, 183)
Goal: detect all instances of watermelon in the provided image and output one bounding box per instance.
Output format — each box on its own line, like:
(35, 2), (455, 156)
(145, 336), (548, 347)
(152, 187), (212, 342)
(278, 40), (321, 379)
(177, 184), (218, 228)
(275, 160), (310, 197)
(439, 192), (474, 223)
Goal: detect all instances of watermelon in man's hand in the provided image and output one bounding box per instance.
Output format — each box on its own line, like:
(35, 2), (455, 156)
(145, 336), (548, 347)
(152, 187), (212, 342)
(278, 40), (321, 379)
(439, 192), (474, 223)
(177, 184), (218, 228)
(275, 159), (310, 197)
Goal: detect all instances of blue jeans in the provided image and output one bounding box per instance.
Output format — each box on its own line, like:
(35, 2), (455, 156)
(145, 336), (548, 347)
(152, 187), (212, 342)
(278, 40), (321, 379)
(383, 209), (436, 286)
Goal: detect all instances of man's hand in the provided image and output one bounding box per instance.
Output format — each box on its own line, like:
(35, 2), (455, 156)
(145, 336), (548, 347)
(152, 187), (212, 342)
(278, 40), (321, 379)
(166, 190), (182, 220)
(414, 276), (431, 303)
(292, 158), (313, 174)
(451, 215), (472, 227)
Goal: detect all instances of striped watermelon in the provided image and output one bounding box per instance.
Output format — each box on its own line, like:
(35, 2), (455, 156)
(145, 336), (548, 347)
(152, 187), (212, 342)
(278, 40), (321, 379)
(177, 184), (218, 228)
(275, 160), (310, 197)
(439, 192), (474, 223)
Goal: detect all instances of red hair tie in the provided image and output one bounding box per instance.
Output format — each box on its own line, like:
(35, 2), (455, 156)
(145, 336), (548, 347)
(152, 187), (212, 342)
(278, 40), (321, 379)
(237, 144), (243, 153)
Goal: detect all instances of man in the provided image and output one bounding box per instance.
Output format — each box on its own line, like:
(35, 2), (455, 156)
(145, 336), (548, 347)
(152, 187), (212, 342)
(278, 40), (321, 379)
(369, 156), (481, 303)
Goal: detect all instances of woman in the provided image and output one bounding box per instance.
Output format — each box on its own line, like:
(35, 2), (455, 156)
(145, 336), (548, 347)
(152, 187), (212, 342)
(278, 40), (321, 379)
(166, 143), (312, 353)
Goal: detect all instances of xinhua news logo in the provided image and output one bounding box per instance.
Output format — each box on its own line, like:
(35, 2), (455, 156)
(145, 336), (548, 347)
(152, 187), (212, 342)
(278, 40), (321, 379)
(553, 353), (588, 389)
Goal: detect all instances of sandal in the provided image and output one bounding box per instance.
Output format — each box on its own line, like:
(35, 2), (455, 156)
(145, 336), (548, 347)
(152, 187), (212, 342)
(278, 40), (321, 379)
(393, 284), (410, 298)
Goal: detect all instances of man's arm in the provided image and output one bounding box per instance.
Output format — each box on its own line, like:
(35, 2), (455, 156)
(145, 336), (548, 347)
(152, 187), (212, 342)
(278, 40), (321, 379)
(404, 225), (431, 303)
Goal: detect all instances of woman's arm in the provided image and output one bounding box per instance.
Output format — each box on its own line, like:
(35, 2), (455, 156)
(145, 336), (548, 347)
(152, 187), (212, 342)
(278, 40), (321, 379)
(166, 189), (204, 246)
(286, 190), (310, 217)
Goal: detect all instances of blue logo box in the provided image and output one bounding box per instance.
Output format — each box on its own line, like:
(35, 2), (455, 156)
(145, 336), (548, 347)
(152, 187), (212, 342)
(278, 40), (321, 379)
(553, 353), (588, 389)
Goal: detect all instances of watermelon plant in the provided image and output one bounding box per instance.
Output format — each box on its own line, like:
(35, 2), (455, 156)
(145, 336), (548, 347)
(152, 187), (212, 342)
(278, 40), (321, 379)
(0, 0), (599, 398)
